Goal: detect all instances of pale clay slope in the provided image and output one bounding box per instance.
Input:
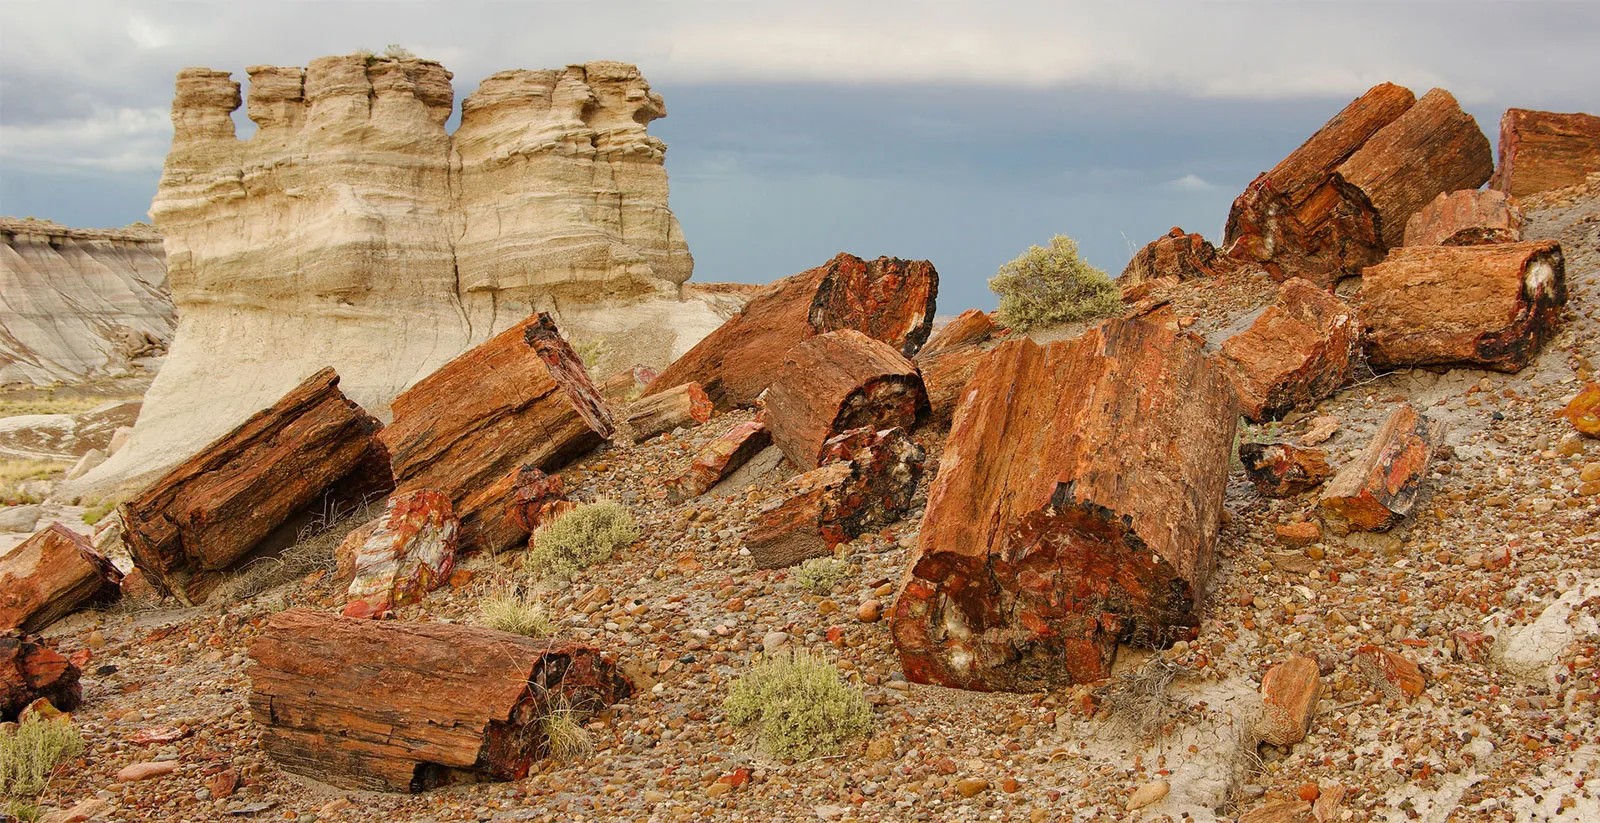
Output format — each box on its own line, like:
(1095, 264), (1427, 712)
(76, 55), (731, 497)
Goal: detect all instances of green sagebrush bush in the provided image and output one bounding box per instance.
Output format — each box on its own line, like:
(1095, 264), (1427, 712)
(524, 500), (640, 580)
(988, 234), (1121, 331)
(724, 651), (872, 760)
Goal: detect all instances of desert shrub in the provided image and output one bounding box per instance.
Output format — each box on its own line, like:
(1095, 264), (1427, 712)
(794, 557), (850, 595)
(724, 651), (872, 759)
(988, 234), (1121, 331)
(477, 585), (554, 637)
(0, 715), (85, 803)
(382, 44), (416, 60)
(570, 337), (611, 373)
(540, 698), (592, 760)
(524, 501), (639, 579)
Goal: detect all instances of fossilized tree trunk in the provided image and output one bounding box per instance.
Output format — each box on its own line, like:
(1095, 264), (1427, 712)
(762, 330), (928, 469)
(1216, 278), (1361, 422)
(1120, 227), (1219, 287)
(625, 381), (712, 442)
(247, 608), (632, 793)
(1, 636), (82, 720)
(1403, 189), (1524, 247)
(1319, 403), (1442, 533)
(0, 524), (123, 633)
(666, 421), (772, 503)
(1490, 108), (1600, 198)
(914, 309), (998, 424)
(891, 319), (1238, 691)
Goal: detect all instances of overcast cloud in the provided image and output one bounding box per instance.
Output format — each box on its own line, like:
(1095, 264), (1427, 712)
(2, 1), (1597, 310)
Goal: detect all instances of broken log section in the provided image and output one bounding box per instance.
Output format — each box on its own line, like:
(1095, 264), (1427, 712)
(1239, 442), (1333, 499)
(1490, 108), (1600, 198)
(509, 467), (576, 533)
(1, 635), (81, 721)
(341, 490), (458, 619)
(1119, 227), (1219, 288)
(914, 309), (998, 424)
(382, 313), (613, 554)
(1216, 278), (1360, 422)
(0, 523), (122, 633)
(666, 421), (772, 503)
(247, 608), (632, 793)
(891, 319), (1238, 691)
(1360, 240), (1566, 372)
(1319, 403), (1442, 533)
(645, 253), (938, 410)
(762, 330), (929, 469)
(120, 368), (391, 605)
(1403, 189), (1524, 247)
(625, 382), (712, 442)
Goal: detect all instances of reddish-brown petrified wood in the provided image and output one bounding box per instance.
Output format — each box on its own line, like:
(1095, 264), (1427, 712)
(1216, 278), (1361, 421)
(341, 490), (458, 620)
(1319, 403), (1442, 533)
(1, 635), (81, 720)
(665, 421), (772, 503)
(762, 330), (928, 469)
(0, 523), (122, 632)
(1119, 227), (1219, 287)
(121, 368), (391, 605)
(508, 467), (576, 533)
(1403, 189), (1525, 247)
(891, 319), (1238, 691)
(625, 382), (712, 442)
(1490, 108), (1600, 198)
(247, 608), (631, 793)
(1239, 442), (1333, 498)
(914, 309), (998, 424)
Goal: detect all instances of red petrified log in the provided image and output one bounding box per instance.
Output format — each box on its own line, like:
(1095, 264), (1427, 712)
(1216, 278), (1361, 422)
(762, 330), (929, 469)
(1257, 656), (1322, 747)
(1319, 404), (1442, 533)
(1403, 189), (1525, 247)
(1, 523), (122, 633)
(121, 368), (391, 605)
(625, 382), (713, 442)
(382, 313), (614, 553)
(509, 468), (576, 533)
(247, 608), (631, 793)
(1490, 108), (1600, 198)
(1335, 88), (1495, 248)
(1360, 241), (1566, 372)
(645, 253), (938, 409)
(1120, 227), (1219, 288)
(914, 309), (998, 424)
(342, 490), (459, 620)
(891, 319), (1238, 691)
(1239, 442), (1333, 498)
(666, 421), (773, 503)
(1, 635), (81, 721)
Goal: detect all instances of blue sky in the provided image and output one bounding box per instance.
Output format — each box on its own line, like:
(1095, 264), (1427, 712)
(3, 1), (1598, 311)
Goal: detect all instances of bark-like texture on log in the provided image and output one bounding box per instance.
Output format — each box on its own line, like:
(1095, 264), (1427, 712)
(1403, 189), (1525, 247)
(915, 310), (999, 424)
(625, 382), (712, 442)
(1120, 227), (1219, 287)
(1360, 241), (1566, 372)
(383, 313), (613, 553)
(1257, 656), (1322, 747)
(247, 608), (631, 793)
(891, 319), (1238, 691)
(1319, 404), (1442, 533)
(1, 635), (81, 720)
(1217, 278), (1361, 421)
(666, 421), (772, 503)
(1, 523), (122, 633)
(763, 330), (929, 469)
(1490, 108), (1600, 198)
(1240, 442), (1333, 499)
(645, 253), (938, 409)
(122, 367), (391, 605)
(342, 490), (458, 619)
(1335, 88), (1494, 248)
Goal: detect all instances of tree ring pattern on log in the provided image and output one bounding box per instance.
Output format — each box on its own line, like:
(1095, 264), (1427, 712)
(807, 256), (937, 357)
(1471, 247), (1567, 370)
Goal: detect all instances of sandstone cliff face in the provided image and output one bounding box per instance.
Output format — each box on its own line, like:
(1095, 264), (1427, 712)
(1, 219), (173, 385)
(83, 55), (711, 492)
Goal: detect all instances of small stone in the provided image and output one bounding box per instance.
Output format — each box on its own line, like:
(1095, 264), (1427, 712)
(956, 778), (989, 798)
(1580, 463), (1600, 483)
(933, 757), (958, 775)
(726, 598), (745, 612)
(1127, 780), (1169, 810)
(117, 761), (179, 782)
(865, 735), (896, 761)
(204, 769), (239, 799)
(705, 781), (733, 798)
(1274, 521), (1321, 548)
(1001, 777), (1021, 793)
(856, 600), (882, 623)
(1257, 657), (1322, 746)
(85, 630), (106, 650)
(762, 631), (789, 653)
(1356, 645), (1426, 702)
(817, 599), (839, 616)
(1238, 799), (1313, 822)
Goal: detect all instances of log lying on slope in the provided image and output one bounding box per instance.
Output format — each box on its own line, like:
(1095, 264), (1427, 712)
(1, 635), (82, 720)
(625, 381), (712, 442)
(1216, 278), (1361, 422)
(914, 309), (998, 424)
(121, 368), (392, 605)
(891, 319), (1238, 691)
(762, 330), (929, 469)
(666, 421), (772, 503)
(644, 253), (938, 409)
(247, 608), (632, 793)
(1, 523), (122, 633)
(1489, 108), (1600, 198)
(382, 313), (613, 554)
(1319, 403), (1442, 533)
(1120, 227), (1219, 288)
(1360, 241), (1566, 372)
(1403, 189), (1524, 247)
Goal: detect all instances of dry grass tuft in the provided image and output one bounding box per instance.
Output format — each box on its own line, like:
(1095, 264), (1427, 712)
(0, 459), (68, 505)
(1097, 654), (1192, 739)
(476, 584), (554, 637)
(541, 698), (593, 760)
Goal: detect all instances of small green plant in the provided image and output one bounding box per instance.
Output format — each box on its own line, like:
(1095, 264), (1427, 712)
(0, 715), (85, 804)
(794, 557), (850, 595)
(477, 585), (554, 637)
(3, 800), (40, 821)
(724, 651), (872, 760)
(988, 234), (1121, 331)
(524, 501), (639, 579)
(540, 698), (592, 760)
(570, 337), (611, 373)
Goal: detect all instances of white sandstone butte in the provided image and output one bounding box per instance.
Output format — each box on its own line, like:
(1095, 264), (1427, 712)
(80, 54), (738, 493)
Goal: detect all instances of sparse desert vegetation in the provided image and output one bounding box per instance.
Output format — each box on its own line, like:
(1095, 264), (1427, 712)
(724, 651), (873, 760)
(523, 500), (640, 580)
(988, 234), (1121, 331)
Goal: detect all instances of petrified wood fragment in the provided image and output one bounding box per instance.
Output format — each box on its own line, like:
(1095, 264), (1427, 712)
(382, 313), (613, 553)
(625, 381), (712, 442)
(247, 608), (632, 793)
(121, 368), (391, 605)
(763, 330), (928, 469)
(1562, 383), (1600, 438)
(1239, 442), (1333, 498)
(1318, 404), (1442, 533)
(342, 490), (458, 619)
(1360, 241), (1566, 372)
(1403, 189), (1524, 247)
(891, 319), (1237, 691)
(914, 309), (998, 424)
(1120, 227), (1219, 288)
(0, 523), (122, 633)
(1257, 656), (1322, 747)
(666, 421), (772, 503)
(509, 467), (576, 533)
(1216, 278), (1360, 421)
(1490, 108), (1600, 198)
(645, 253), (938, 409)
(1, 635), (81, 720)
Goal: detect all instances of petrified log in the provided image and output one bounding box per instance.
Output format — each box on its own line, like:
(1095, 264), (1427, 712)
(1256, 656), (1322, 747)
(666, 421), (772, 503)
(891, 319), (1238, 691)
(1, 635), (81, 720)
(382, 313), (613, 553)
(121, 368), (391, 605)
(597, 365), (657, 405)
(1239, 442), (1333, 498)
(763, 330), (929, 469)
(342, 490), (458, 620)
(645, 253), (938, 409)
(915, 310), (998, 424)
(1335, 88), (1494, 248)
(746, 427), (925, 569)
(247, 608), (632, 793)
(1216, 278), (1360, 421)
(0, 523), (122, 633)
(625, 382), (712, 442)
(1403, 189), (1524, 247)
(1120, 227), (1218, 287)
(1319, 404), (1441, 533)
(509, 467), (576, 532)
(922, 309), (997, 356)
(1490, 108), (1600, 198)
(1360, 241), (1566, 372)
